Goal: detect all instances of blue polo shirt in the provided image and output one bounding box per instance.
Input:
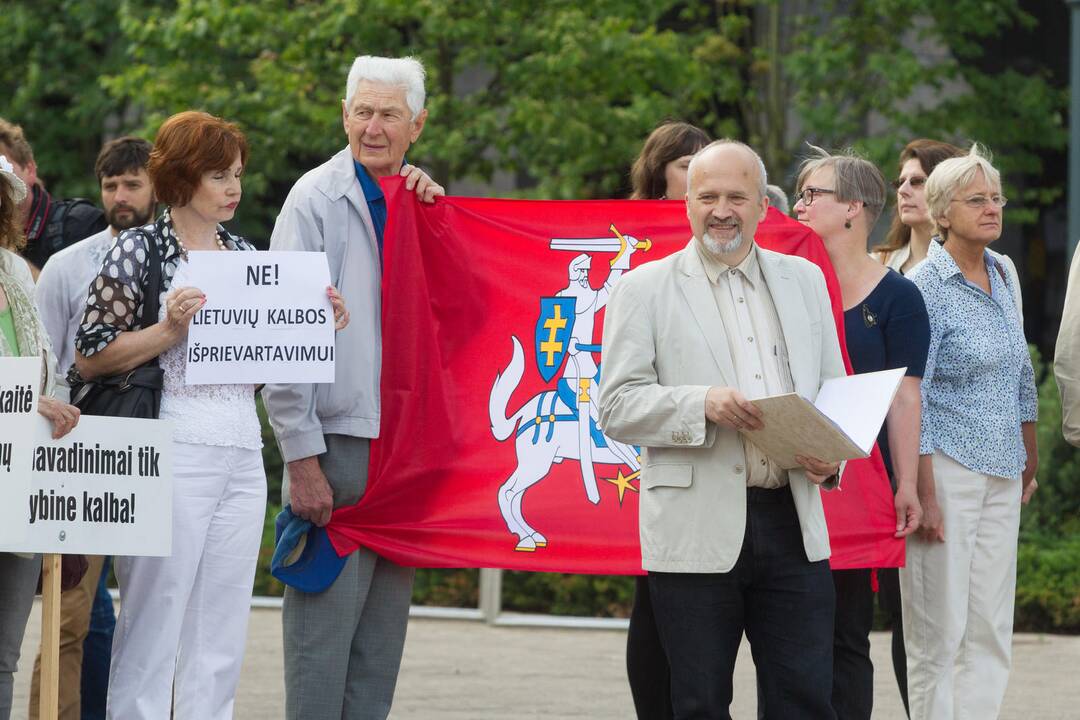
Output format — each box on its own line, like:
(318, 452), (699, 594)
(353, 160), (388, 258)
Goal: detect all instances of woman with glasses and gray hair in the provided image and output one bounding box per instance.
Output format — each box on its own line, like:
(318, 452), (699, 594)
(873, 139), (1023, 316)
(871, 139), (1026, 717)
(793, 147), (927, 720)
(903, 145), (1037, 720)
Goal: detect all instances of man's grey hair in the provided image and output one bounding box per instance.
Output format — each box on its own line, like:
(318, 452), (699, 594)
(925, 143), (1001, 239)
(686, 139), (768, 199)
(766, 184), (789, 214)
(345, 55), (427, 119)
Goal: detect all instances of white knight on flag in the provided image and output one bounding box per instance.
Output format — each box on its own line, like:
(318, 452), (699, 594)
(488, 225), (645, 552)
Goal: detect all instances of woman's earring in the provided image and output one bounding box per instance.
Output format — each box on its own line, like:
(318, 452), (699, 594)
(844, 220), (852, 229)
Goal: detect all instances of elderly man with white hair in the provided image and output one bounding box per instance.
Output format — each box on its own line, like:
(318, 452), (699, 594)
(263, 55), (443, 720)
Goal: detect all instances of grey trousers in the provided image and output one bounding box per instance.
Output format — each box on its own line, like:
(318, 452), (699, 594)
(0, 553), (40, 720)
(282, 435), (415, 720)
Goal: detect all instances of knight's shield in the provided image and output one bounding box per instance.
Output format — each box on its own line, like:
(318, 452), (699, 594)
(535, 297), (577, 382)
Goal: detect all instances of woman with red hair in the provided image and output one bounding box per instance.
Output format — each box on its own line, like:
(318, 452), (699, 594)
(74, 111), (346, 719)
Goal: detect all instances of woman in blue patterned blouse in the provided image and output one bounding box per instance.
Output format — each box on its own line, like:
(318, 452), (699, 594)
(903, 145), (1038, 720)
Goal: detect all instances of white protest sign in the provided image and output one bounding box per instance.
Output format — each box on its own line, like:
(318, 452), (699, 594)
(0, 357), (41, 549)
(0, 414), (173, 556)
(178, 251), (335, 384)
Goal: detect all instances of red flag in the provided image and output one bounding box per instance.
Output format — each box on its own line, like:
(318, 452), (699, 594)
(326, 178), (903, 573)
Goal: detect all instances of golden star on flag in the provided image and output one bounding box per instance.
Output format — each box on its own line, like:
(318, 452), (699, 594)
(605, 469), (640, 506)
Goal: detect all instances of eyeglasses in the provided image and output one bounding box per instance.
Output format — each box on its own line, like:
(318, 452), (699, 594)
(892, 176), (926, 190)
(951, 194), (1008, 209)
(796, 187), (836, 206)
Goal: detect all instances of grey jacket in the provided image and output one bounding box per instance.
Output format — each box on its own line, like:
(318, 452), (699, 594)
(263, 147), (383, 462)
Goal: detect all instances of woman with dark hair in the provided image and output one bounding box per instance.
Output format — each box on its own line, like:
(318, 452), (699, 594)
(73, 111), (346, 719)
(630, 121), (710, 201)
(875, 140), (964, 274)
(0, 156), (81, 720)
(625, 120), (709, 720)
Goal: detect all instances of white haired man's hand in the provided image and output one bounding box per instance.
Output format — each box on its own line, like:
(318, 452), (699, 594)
(400, 164), (444, 203)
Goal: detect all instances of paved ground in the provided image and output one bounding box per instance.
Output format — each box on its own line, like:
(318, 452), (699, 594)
(14, 602), (1080, 719)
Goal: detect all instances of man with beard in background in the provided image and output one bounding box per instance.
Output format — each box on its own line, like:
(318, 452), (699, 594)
(29, 136), (155, 720)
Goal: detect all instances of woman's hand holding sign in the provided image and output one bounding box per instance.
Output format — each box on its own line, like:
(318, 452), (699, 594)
(164, 286), (206, 341)
(37, 396), (80, 439)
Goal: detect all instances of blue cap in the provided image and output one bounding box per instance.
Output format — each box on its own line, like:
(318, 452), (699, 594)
(271, 505), (347, 593)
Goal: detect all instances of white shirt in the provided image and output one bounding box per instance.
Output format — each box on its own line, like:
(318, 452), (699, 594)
(695, 242), (794, 488)
(155, 263), (262, 451)
(34, 227), (115, 380)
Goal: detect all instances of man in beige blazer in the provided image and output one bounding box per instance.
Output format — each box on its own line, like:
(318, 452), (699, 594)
(599, 140), (845, 719)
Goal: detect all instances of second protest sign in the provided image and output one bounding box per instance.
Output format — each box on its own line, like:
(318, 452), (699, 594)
(0, 414), (173, 556)
(178, 250), (335, 385)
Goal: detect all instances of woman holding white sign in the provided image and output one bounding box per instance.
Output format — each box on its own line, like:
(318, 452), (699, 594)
(1, 158), (81, 720)
(73, 112), (347, 720)
(793, 147), (927, 720)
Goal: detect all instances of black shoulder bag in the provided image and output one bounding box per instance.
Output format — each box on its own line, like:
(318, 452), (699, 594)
(43, 198), (108, 259)
(71, 229), (165, 418)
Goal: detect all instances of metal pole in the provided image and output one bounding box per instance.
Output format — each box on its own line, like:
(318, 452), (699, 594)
(478, 568), (503, 624)
(1069, 0), (1080, 258)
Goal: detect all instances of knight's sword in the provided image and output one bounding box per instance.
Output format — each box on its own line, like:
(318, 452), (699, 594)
(549, 224), (652, 266)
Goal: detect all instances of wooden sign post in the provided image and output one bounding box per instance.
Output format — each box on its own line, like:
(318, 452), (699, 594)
(38, 554), (62, 720)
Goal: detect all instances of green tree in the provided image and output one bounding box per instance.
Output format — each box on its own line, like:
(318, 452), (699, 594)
(781, 0), (1067, 215)
(99, 0), (713, 231)
(0, 0), (135, 199)
(3, 1), (1066, 238)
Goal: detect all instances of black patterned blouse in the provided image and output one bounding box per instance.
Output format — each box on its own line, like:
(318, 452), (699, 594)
(75, 208), (254, 358)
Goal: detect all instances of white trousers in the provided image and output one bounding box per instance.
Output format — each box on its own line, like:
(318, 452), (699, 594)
(107, 442), (266, 720)
(900, 450), (1020, 720)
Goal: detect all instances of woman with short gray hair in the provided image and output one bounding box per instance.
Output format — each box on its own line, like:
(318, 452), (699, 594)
(903, 145), (1037, 720)
(794, 147), (927, 720)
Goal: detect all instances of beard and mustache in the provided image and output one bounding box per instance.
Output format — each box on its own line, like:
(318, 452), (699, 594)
(106, 202), (155, 231)
(700, 218), (744, 256)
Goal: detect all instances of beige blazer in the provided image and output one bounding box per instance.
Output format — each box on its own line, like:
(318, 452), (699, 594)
(598, 241), (847, 573)
(1055, 248), (1080, 446)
